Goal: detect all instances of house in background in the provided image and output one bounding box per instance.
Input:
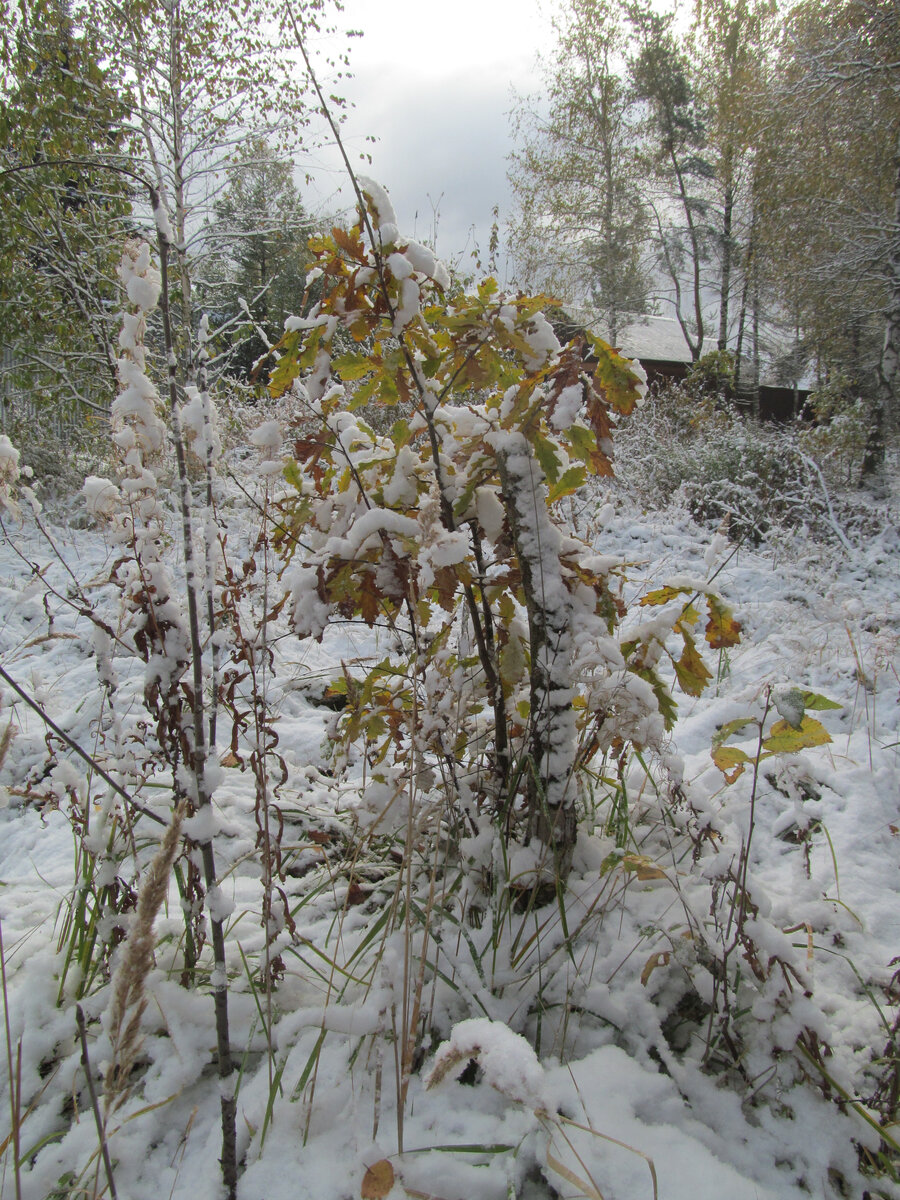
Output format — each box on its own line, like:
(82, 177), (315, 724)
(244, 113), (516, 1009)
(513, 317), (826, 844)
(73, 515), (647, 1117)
(602, 316), (813, 421)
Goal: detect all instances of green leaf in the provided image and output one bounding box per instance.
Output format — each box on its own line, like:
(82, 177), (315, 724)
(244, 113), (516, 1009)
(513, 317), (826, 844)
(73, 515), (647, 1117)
(548, 464), (586, 504)
(332, 352), (373, 381)
(532, 433), (562, 485)
(763, 716), (832, 754)
(712, 717), (758, 747)
(391, 418), (412, 448)
(566, 423), (604, 472)
(800, 691), (842, 712)
(283, 459), (304, 491)
(349, 375), (380, 408)
(587, 334), (644, 415)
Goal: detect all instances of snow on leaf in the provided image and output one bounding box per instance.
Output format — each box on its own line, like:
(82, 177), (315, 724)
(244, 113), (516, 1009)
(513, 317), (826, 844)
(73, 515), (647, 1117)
(774, 687), (807, 729)
(425, 1017), (550, 1112)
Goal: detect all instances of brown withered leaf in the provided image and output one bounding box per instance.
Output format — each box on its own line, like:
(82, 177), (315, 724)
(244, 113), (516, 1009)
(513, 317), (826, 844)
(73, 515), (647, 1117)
(641, 950), (671, 986)
(361, 1159), (395, 1200)
(333, 225), (366, 262)
(359, 570), (382, 627)
(219, 750), (241, 768)
(432, 565), (458, 612)
(705, 594), (742, 649)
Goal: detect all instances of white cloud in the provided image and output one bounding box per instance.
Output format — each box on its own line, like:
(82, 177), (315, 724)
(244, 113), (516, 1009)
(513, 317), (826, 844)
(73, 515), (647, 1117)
(305, 0), (548, 269)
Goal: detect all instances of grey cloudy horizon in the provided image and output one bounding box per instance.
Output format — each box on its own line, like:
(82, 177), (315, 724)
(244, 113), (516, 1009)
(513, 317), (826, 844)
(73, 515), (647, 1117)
(305, 0), (550, 277)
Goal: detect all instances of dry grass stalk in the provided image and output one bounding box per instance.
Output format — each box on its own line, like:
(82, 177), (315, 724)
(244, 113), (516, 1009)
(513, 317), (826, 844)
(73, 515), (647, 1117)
(0, 718), (14, 772)
(104, 802), (185, 1111)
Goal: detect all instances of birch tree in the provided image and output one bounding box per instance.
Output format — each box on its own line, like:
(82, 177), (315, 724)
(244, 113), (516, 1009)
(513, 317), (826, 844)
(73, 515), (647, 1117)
(629, 5), (712, 361)
(508, 0), (652, 342)
(689, 0), (776, 353)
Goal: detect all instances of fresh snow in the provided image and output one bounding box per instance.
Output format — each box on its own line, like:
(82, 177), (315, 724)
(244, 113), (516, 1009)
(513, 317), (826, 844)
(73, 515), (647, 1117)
(0, 469), (898, 1200)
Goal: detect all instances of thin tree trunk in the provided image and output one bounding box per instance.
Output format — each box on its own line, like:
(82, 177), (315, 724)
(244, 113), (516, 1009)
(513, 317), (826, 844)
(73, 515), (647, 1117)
(718, 163), (734, 352)
(751, 260), (761, 420)
(866, 122), (900, 478)
(670, 148), (705, 361)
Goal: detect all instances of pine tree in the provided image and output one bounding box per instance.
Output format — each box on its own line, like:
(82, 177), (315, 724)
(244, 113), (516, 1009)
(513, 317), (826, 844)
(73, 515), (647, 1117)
(203, 138), (317, 382)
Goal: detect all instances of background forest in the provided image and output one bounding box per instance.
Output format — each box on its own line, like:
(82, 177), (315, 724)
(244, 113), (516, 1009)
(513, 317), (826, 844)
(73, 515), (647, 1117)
(0, 1), (899, 1199)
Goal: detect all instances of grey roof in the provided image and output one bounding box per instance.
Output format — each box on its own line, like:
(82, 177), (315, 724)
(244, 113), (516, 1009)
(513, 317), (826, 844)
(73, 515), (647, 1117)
(609, 316), (716, 362)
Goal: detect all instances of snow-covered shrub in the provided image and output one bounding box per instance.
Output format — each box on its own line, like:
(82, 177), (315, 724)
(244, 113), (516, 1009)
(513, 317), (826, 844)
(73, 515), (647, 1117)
(799, 372), (872, 488)
(613, 381), (886, 548)
(271, 182), (740, 892)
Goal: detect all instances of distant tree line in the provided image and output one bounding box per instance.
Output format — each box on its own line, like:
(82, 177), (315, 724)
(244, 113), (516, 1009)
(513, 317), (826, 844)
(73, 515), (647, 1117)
(509, 0), (900, 471)
(0, 0), (340, 451)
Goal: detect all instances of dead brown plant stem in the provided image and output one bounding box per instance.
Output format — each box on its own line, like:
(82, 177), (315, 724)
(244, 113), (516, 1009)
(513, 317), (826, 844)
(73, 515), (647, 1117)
(736, 691), (771, 941)
(0, 921), (22, 1200)
(154, 205), (236, 1200)
(76, 1005), (118, 1200)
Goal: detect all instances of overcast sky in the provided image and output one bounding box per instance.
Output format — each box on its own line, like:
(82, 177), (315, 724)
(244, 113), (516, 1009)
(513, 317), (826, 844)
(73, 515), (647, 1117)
(306, 0), (552, 277)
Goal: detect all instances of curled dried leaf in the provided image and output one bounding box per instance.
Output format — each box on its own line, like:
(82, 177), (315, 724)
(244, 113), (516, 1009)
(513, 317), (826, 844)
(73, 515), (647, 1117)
(361, 1159), (395, 1200)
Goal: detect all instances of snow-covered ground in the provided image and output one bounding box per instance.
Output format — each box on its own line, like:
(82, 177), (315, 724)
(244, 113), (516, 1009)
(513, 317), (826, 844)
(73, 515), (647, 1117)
(0, 486), (898, 1200)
